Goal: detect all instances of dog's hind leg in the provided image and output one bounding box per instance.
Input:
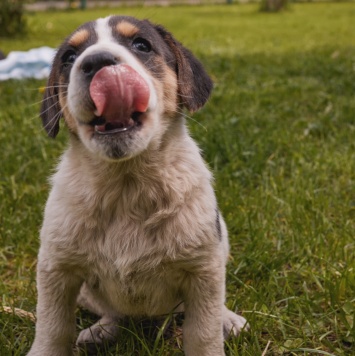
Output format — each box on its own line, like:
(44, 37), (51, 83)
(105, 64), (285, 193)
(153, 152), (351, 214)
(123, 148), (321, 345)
(76, 283), (121, 354)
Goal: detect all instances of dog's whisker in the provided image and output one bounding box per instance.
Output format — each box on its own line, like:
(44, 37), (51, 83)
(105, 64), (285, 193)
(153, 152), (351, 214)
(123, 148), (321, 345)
(41, 109), (62, 136)
(41, 85), (68, 91)
(174, 109), (208, 132)
(29, 85), (69, 108)
(28, 96), (65, 123)
(29, 100), (46, 108)
(29, 93), (66, 108)
(176, 93), (194, 100)
(24, 84), (67, 93)
(38, 89), (81, 113)
(142, 57), (176, 72)
(39, 98), (63, 116)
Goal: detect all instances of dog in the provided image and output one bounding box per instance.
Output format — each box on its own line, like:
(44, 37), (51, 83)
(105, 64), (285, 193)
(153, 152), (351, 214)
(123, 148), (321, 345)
(27, 15), (248, 356)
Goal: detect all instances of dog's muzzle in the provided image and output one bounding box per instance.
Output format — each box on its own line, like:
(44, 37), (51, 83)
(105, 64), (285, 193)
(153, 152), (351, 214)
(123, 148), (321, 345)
(83, 51), (150, 135)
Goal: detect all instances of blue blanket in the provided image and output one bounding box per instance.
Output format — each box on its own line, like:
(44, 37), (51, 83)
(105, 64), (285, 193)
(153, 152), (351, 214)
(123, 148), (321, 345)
(0, 47), (55, 81)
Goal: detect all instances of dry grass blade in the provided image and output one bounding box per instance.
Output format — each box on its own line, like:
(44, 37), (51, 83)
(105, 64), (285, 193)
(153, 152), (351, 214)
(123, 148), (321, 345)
(261, 340), (271, 356)
(1, 306), (36, 322)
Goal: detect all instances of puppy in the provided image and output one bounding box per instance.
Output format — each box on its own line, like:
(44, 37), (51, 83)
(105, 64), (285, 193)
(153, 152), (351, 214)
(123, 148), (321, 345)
(27, 16), (247, 356)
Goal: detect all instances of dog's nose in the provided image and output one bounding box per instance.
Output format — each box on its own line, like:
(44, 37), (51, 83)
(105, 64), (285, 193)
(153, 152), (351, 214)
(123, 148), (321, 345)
(81, 52), (118, 78)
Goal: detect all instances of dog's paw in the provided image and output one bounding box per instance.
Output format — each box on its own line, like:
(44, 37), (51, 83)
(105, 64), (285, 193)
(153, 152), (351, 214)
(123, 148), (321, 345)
(223, 307), (249, 339)
(76, 318), (119, 354)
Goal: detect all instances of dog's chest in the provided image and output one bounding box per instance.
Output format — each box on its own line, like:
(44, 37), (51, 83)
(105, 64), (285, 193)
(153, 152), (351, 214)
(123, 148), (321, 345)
(87, 251), (185, 316)
(77, 211), (188, 316)
(46, 151), (216, 314)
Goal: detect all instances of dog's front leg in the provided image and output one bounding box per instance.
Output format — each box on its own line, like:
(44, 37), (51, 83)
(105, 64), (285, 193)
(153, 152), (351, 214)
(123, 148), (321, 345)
(182, 264), (226, 356)
(28, 262), (83, 356)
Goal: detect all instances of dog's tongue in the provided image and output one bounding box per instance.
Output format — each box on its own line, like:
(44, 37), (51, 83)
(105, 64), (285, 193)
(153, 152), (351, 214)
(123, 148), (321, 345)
(89, 64), (150, 127)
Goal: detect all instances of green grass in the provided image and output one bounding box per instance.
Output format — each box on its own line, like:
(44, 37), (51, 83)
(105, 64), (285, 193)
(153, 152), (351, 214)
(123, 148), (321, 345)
(1, 2), (355, 355)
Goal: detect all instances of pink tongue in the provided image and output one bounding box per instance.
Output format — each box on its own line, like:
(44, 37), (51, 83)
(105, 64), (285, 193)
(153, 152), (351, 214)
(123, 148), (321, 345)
(89, 64), (150, 124)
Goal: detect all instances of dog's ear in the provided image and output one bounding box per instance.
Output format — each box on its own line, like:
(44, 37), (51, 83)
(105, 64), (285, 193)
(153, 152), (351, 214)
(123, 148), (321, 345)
(40, 66), (62, 138)
(154, 25), (213, 112)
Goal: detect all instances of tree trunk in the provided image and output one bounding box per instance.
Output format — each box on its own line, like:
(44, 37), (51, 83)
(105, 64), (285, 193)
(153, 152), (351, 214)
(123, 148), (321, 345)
(260, 0), (288, 12)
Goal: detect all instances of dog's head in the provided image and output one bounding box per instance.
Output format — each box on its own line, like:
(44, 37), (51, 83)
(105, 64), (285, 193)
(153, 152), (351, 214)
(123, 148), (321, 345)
(41, 16), (213, 160)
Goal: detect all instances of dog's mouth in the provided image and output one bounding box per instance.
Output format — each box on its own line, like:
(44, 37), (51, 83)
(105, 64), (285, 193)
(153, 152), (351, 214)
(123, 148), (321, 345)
(89, 64), (150, 135)
(89, 112), (144, 135)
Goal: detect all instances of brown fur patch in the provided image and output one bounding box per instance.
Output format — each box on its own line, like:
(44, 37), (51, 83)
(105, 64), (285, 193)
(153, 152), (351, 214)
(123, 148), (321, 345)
(117, 21), (139, 38)
(68, 29), (90, 47)
(162, 66), (178, 117)
(58, 77), (77, 134)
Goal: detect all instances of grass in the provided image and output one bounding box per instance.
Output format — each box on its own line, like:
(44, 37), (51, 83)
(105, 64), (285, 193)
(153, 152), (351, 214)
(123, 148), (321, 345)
(1, 2), (355, 355)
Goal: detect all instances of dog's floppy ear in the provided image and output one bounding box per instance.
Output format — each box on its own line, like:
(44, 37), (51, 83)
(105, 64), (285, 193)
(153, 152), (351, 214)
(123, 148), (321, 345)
(154, 25), (213, 112)
(40, 65), (62, 138)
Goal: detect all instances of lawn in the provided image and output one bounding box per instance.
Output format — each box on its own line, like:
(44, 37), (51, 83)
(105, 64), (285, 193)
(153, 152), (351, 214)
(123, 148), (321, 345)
(1, 2), (355, 355)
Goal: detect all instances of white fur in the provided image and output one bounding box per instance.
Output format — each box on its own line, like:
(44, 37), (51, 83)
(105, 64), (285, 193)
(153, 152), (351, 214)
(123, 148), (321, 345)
(27, 16), (247, 356)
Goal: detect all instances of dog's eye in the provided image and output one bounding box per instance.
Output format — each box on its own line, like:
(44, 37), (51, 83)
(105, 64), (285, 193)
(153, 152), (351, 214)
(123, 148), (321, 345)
(61, 50), (77, 67)
(132, 38), (152, 53)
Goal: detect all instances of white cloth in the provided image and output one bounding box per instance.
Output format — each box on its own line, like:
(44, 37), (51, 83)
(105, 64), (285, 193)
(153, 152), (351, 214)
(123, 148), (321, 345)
(0, 47), (55, 80)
